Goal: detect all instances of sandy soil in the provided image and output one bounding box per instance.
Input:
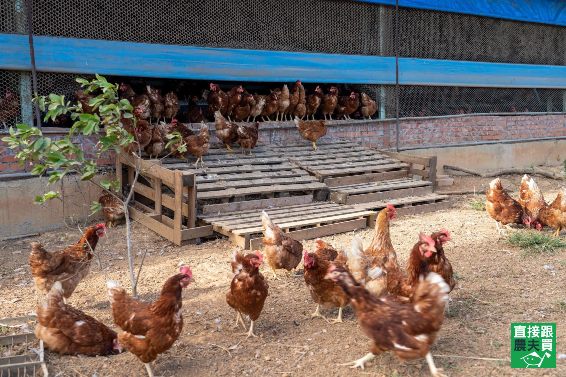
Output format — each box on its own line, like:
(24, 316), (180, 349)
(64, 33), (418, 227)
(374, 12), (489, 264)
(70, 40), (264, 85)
(1, 173), (565, 377)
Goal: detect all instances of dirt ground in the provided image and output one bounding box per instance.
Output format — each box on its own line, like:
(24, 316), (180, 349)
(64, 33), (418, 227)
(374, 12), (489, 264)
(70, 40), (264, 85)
(1, 173), (565, 377)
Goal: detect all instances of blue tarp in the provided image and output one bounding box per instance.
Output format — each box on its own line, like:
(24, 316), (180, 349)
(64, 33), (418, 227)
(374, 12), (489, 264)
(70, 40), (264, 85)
(357, 0), (566, 27)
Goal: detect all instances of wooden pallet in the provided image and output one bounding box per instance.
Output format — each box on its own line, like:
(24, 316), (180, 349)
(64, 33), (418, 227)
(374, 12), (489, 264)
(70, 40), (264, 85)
(200, 201), (375, 249)
(330, 177), (433, 204)
(158, 144), (327, 214)
(118, 154), (213, 245)
(271, 140), (409, 181)
(0, 316), (47, 377)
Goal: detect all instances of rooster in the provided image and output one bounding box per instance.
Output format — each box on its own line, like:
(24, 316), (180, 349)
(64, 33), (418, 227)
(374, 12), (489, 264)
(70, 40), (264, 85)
(486, 177), (529, 234)
(261, 211), (303, 279)
(236, 121), (259, 155)
(325, 265), (449, 376)
(226, 251), (269, 338)
(35, 281), (121, 356)
(29, 223), (106, 301)
(538, 187), (566, 237)
(107, 266), (194, 377)
(98, 191), (125, 228)
(294, 117), (327, 151)
(303, 240), (349, 323)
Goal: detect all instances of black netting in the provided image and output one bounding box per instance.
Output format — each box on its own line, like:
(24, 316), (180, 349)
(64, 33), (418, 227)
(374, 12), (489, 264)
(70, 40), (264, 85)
(31, 0), (385, 56)
(0, 70), (25, 130)
(0, 0), (27, 34)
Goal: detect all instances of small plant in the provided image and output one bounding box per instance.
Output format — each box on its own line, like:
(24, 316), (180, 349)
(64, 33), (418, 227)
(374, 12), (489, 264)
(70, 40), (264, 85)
(468, 197), (486, 211)
(508, 231), (566, 254)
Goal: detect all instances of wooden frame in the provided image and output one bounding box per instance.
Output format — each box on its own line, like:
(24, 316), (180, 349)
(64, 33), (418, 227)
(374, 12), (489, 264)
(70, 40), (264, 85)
(381, 151), (438, 190)
(117, 154), (213, 245)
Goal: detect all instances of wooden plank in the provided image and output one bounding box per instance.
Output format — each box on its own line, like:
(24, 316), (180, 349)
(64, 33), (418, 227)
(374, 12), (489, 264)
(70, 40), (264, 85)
(197, 182), (327, 200)
(316, 162), (409, 178)
(298, 158), (398, 171)
(381, 150), (432, 167)
(120, 153), (176, 187)
(173, 171), (184, 245)
(352, 194), (449, 211)
(186, 173), (197, 228)
(202, 201), (337, 222)
(429, 155), (438, 192)
(395, 200), (452, 216)
(154, 177), (162, 215)
(197, 175), (319, 192)
(291, 154), (391, 167)
(212, 204), (356, 228)
(200, 195), (313, 216)
(195, 169), (307, 184)
(344, 186), (434, 205)
(248, 218), (368, 250)
(212, 225), (249, 248)
(164, 156), (288, 169)
(173, 163), (297, 175)
(293, 149), (382, 162)
(181, 226), (214, 240)
(129, 206), (178, 244)
(324, 170), (408, 187)
(334, 178), (430, 195)
(233, 210), (375, 234)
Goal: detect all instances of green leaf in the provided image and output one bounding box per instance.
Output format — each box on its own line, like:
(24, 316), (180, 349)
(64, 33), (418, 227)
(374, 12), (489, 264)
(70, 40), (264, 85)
(90, 201), (102, 215)
(76, 78), (89, 86)
(30, 164), (46, 175)
(34, 191), (60, 204)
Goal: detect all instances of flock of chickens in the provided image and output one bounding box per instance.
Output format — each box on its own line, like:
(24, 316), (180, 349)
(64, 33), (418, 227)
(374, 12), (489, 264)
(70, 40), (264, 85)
(486, 174), (566, 236)
(28, 203), (456, 377)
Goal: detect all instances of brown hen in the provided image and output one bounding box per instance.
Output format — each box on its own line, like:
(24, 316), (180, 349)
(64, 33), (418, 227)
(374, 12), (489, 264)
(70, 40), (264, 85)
(261, 211), (303, 278)
(294, 117), (327, 150)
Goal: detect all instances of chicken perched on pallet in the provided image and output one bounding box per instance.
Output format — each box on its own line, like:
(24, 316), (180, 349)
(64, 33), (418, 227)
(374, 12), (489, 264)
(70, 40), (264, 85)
(335, 91), (360, 120)
(207, 83), (229, 119)
(226, 251), (269, 338)
(145, 120), (172, 158)
(294, 81), (307, 119)
(261, 211), (303, 279)
(227, 85), (245, 121)
(360, 92), (378, 119)
(518, 174), (546, 229)
(108, 266), (194, 377)
(285, 81), (301, 120)
(36, 281), (121, 356)
(303, 240), (349, 323)
(321, 86), (339, 120)
(146, 85), (164, 122)
(185, 122), (210, 168)
(294, 116), (327, 151)
(214, 111), (238, 152)
(486, 177), (528, 234)
(249, 94), (266, 122)
(261, 90), (279, 121)
(98, 191), (125, 227)
(276, 84), (290, 121)
(538, 187), (566, 237)
(236, 121), (259, 155)
(232, 93), (254, 122)
(325, 265), (449, 376)
(306, 86), (323, 120)
(163, 91), (180, 121)
(29, 224), (106, 300)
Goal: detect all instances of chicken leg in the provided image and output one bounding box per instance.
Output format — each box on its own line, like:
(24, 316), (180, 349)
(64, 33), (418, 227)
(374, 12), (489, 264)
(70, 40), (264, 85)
(144, 363), (155, 377)
(225, 144), (234, 153)
(426, 352), (447, 377)
(270, 268), (279, 280)
(246, 320), (258, 338)
(495, 220), (505, 235)
(330, 307), (343, 324)
(312, 141), (318, 151)
(311, 304), (328, 322)
(553, 227), (561, 237)
(341, 352), (375, 370)
(234, 311), (246, 329)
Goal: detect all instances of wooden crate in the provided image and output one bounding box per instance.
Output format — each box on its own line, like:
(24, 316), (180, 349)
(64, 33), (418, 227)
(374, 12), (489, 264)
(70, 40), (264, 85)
(117, 154), (213, 245)
(200, 201), (375, 250)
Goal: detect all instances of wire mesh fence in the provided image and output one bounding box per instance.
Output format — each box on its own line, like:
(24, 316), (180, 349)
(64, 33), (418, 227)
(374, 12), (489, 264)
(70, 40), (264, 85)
(0, 1), (565, 134)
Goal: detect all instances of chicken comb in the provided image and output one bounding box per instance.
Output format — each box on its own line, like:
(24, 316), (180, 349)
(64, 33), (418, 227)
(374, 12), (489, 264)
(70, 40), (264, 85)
(419, 232), (436, 247)
(95, 223), (106, 229)
(179, 265), (192, 278)
(438, 228), (452, 241)
(253, 250), (263, 264)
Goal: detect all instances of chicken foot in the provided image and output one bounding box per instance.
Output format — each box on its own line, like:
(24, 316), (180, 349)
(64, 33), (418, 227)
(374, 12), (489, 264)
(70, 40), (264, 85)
(329, 307), (343, 324)
(494, 220), (505, 235)
(246, 320), (258, 338)
(312, 141), (318, 151)
(234, 311), (246, 330)
(310, 304), (329, 322)
(225, 144), (234, 153)
(144, 363), (155, 377)
(340, 352), (375, 370)
(425, 352), (447, 377)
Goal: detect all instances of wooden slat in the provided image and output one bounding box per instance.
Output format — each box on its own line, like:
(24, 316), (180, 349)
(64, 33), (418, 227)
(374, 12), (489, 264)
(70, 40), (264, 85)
(352, 194), (449, 211)
(120, 153), (176, 187)
(181, 226), (214, 240)
(197, 182), (326, 200)
(315, 162), (409, 178)
(294, 149), (382, 162)
(163, 156), (287, 169)
(298, 158), (399, 171)
(197, 175), (319, 192)
(324, 170), (408, 187)
(195, 169), (307, 184)
(173, 163), (297, 175)
(201, 201), (338, 222)
(211, 203), (354, 228)
(395, 200), (452, 216)
(333, 178), (427, 194)
(248, 218), (368, 250)
(233, 210), (375, 234)
(291, 154), (391, 167)
(129, 206), (178, 244)
(381, 150), (432, 167)
(201, 195), (313, 215)
(344, 186), (434, 205)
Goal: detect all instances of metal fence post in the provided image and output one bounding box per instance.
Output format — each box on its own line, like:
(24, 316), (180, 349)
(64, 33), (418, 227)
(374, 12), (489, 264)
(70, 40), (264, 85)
(14, 0), (33, 126)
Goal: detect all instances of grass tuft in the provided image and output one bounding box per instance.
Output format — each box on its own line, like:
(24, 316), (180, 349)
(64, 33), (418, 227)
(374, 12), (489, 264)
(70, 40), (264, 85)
(508, 231), (566, 254)
(469, 197), (486, 211)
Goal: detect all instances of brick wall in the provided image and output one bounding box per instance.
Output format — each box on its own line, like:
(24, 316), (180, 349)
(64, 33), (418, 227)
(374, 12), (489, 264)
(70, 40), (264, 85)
(1, 113), (565, 174)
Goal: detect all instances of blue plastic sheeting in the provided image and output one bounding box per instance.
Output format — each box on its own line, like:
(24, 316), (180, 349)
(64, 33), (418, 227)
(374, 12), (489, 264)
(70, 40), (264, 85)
(2, 34), (566, 88)
(357, 0), (566, 26)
